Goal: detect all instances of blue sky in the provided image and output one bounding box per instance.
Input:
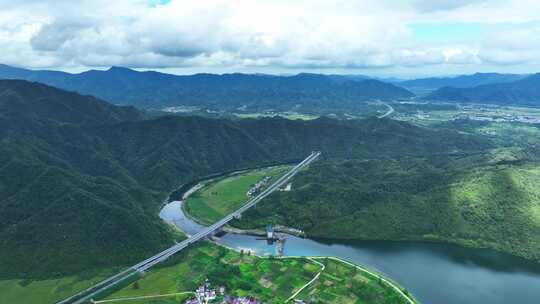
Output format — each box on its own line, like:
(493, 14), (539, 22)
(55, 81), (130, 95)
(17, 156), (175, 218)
(409, 21), (540, 45)
(409, 22), (486, 44)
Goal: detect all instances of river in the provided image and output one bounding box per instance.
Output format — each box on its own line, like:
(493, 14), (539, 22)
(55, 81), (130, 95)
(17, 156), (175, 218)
(160, 200), (540, 304)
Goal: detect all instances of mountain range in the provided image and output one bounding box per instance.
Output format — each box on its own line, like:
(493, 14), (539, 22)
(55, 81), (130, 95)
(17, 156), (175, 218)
(425, 73), (540, 105)
(0, 64), (414, 109)
(398, 73), (527, 90)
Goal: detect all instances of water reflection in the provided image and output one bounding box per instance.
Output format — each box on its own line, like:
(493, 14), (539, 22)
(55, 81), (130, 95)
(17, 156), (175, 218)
(315, 238), (540, 275)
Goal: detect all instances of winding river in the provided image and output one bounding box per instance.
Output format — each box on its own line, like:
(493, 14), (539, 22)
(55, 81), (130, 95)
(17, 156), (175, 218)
(160, 198), (540, 304)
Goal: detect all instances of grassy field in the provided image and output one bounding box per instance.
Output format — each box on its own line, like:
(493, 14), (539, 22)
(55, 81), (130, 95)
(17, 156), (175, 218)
(102, 242), (414, 304)
(184, 165), (291, 224)
(0, 267), (122, 304)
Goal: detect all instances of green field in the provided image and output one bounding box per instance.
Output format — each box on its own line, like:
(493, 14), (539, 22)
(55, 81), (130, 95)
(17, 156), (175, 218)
(0, 243), (415, 304)
(184, 166), (291, 224)
(104, 242), (319, 304)
(297, 258), (413, 304)
(102, 242), (414, 304)
(0, 267), (122, 304)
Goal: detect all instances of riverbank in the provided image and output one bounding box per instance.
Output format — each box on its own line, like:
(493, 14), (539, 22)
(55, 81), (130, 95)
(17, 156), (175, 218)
(320, 256), (415, 304)
(213, 237), (416, 303)
(160, 170), (417, 303)
(103, 241), (416, 304)
(175, 165), (305, 238)
(179, 165), (307, 239)
(161, 165), (540, 304)
(277, 256), (417, 304)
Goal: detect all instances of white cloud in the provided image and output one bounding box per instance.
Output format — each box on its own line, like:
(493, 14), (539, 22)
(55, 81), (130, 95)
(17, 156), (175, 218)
(0, 0), (538, 76)
(479, 27), (540, 65)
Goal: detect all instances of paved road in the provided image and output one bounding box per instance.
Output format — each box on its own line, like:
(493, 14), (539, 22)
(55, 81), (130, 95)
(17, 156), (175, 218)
(378, 102), (394, 118)
(285, 258), (325, 302)
(57, 152), (321, 304)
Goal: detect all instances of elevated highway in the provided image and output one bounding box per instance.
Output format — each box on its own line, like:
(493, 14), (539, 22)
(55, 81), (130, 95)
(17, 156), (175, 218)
(57, 151), (321, 304)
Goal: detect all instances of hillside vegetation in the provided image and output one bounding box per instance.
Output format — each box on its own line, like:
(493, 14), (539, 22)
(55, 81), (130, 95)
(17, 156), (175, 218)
(239, 147), (540, 262)
(0, 80), (485, 279)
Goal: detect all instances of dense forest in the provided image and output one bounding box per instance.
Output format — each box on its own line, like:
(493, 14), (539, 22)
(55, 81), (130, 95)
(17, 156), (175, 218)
(7, 78), (540, 283)
(239, 129), (540, 263)
(0, 80), (485, 279)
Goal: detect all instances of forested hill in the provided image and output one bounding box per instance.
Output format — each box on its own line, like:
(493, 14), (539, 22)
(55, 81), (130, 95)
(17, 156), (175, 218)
(98, 115), (491, 189)
(398, 73), (527, 90)
(0, 81), (485, 278)
(0, 64), (414, 108)
(425, 73), (540, 105)
(0, 79), (141, 126)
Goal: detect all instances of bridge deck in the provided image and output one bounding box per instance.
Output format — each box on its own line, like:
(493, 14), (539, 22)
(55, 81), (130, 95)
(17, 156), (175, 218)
(58, 152), (320, 304)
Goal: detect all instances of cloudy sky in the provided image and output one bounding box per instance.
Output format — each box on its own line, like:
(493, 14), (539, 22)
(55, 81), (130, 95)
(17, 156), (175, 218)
(1, 0), (539, 77)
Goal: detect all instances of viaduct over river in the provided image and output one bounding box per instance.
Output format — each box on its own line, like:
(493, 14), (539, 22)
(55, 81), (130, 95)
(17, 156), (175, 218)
(57, 152), (321, 304)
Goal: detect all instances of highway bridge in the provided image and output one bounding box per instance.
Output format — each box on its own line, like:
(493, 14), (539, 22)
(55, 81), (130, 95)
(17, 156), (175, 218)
(57, 151), (321, 304)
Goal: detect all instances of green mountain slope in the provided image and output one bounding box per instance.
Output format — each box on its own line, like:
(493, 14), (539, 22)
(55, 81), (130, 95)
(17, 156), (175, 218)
(239, 148), (540, 262)
(0, 81), (482, 279)
(0, 80), (141, 125)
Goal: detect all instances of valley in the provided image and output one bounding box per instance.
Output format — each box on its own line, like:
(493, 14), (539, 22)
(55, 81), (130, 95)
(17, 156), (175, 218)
(3, 2), (540, 303)
(2, 69), (540, 304)
(0, 156), (416, 304)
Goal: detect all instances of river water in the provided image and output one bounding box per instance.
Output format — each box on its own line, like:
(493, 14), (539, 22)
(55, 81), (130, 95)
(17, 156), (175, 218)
(160, 200), (540, 304)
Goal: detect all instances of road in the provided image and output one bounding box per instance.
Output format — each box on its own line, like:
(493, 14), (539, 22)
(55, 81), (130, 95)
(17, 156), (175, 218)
(378, 102), (394, 118)
(279, 256), (416, 304)
(57, 151), (321, 304)
(286, 258), (325, 302)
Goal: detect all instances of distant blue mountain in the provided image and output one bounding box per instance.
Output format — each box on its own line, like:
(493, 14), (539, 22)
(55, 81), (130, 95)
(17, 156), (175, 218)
(0, 64), (413, 108)
(399, 73), (528, 90)
(425, 73), (540, 105)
